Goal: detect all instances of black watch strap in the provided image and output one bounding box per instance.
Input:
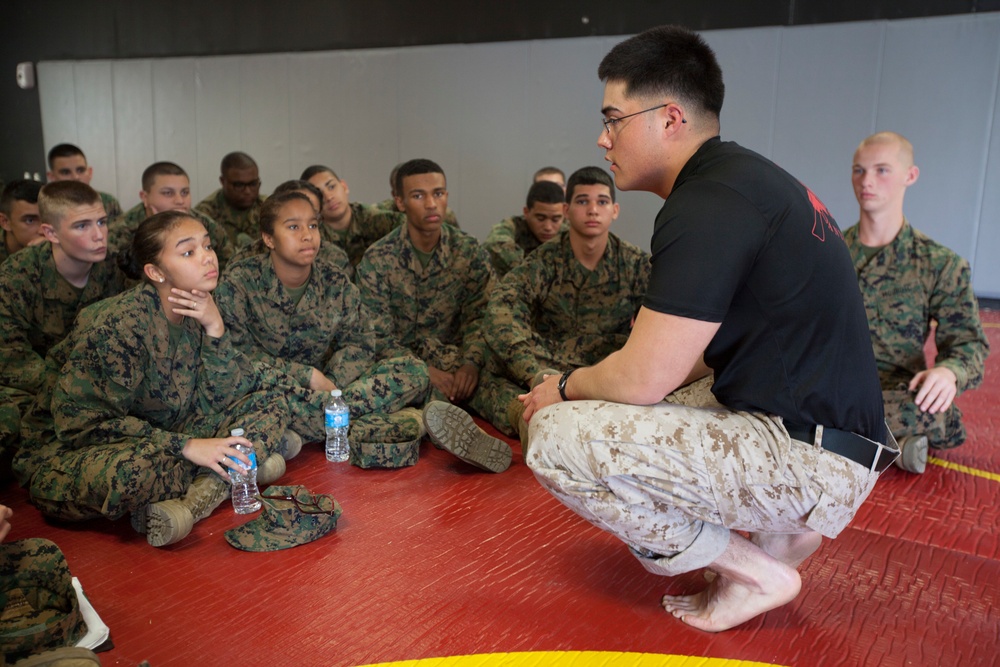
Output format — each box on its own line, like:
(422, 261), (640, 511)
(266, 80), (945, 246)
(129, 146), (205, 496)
(558, 369), (576, 401)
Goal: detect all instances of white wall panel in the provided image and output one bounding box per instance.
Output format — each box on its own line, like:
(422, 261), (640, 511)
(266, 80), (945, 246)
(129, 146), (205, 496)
(72, 62), (117, 200)
(238, 55), (292, 198)
(972, 55), (1000, 297)
(37, 62), (78, 175)
(877, 15), (1000, 262)
(194, 57), (243, 200)
(151, 59), (200, 196)
(112, 61), (155, 209)
(288, 51), (346, 189)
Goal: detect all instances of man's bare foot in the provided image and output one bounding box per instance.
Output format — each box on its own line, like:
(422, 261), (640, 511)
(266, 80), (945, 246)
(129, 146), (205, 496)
(661, 533), (802, 632)
(750, 531), (822, 569)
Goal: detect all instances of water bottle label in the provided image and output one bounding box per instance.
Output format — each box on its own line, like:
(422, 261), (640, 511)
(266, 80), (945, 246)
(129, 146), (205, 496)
(228, 450), (257, 470)
(325, 411), (350, 429)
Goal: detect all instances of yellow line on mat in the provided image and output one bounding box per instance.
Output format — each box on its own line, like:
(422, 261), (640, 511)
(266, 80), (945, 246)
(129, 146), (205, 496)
(929, 456), (1000, 482)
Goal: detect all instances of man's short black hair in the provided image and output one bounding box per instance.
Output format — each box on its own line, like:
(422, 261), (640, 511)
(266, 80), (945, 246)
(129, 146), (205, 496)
(300, 165), (339, 181)
(598, 25), (724, 119)
(525, 181), (565, 209)
(0, 179), (43, 216)
(566, 166), (616, 203)
(220, 151), (257, 174)
(395, 159), (445, 197)
(47, 143), (86, 170)
(141, 162), (188, 192)
(533, 166), (565, 181)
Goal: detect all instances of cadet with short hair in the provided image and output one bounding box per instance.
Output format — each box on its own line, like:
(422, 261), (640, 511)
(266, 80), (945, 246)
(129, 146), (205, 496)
(533, 166), (567, 191)
(0, 180), (44, 263)
(110, 161), (235, 268)
(46, 143), (122, 220)
(215, 192), (429, 459)
(13, 211), (295, 548)
(302, 165), (405, 266)
(194, 151), (265, 249)
(483, 180), (567, 277)
(375, 161), (460, 227)
(844, 131), (988, 474)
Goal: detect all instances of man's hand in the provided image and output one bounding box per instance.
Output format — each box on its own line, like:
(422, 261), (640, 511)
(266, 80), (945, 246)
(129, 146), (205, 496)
(428, 366), (455, 400)
(451, 364), (479, 402)
(0, 504), (12, 543)
(909, 366), (958, 414)
(309, 368), (337, 393)
(519, 373), (562, 422)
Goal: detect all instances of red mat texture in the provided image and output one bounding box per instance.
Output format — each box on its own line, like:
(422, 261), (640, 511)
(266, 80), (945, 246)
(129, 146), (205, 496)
(2, 312), (998, 667)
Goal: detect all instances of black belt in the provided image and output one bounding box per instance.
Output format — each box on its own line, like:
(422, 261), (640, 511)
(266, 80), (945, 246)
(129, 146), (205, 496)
(785, 422), (898, 473)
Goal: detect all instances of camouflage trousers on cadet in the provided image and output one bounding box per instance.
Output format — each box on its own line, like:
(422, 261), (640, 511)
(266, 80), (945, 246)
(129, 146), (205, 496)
(499, 332), (631, 387)
(23, 390), (289, 522)
(466, 369), (522, 437)
(525, 376), (883, 577)
(882, 385), (965, 449)
(259, 355), (430, 442)
(0, 388), (34, 475)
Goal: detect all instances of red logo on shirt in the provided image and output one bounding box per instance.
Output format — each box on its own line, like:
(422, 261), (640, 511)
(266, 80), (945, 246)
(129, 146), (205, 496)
(806, 187), (841, 242)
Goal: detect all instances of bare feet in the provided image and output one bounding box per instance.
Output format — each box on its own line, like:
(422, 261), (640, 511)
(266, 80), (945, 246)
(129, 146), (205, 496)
(661, 532), (802, 632)
(751, 531), (822, 569)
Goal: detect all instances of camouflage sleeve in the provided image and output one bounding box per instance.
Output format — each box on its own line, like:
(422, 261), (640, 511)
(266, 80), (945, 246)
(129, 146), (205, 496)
(483, 219), (522, 277)
(193, 331), (263, 412)
(323, 281), (380, 387)
(458, 244), (495, 370)
(929, 254), (989, 392)
(631, 247), (652, 317)
(485, 260), (552, 386)
(362, 208), (404, 247)
(0, 276), (45, 394)
(100, 192), (123, 220)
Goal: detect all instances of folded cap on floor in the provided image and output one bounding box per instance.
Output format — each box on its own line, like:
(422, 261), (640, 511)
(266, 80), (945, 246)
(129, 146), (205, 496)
(224, 485), (341, 552)
(348, 412), (422, 469)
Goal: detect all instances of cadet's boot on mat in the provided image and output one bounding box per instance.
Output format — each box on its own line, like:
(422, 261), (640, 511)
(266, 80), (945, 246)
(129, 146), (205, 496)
(257, 453), (286, 484)
(279, 428), (303, 460)
(12, 647), (101, 666)
(894, 434), (928, 474)
(144, 474), (229, 547)
(422, 401), (512, 473)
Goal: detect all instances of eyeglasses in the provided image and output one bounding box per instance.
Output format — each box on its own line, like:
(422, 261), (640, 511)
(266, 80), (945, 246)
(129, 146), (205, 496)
(259, 492), (337, 514)
(602, 104), (669, 135)
(229, 179), (261, 191)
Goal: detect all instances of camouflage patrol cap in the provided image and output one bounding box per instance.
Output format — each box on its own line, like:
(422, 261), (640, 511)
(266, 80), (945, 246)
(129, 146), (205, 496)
(0, 538), (87, 661)
(224, 485), (341, 552)
(348, 411), (423, 469)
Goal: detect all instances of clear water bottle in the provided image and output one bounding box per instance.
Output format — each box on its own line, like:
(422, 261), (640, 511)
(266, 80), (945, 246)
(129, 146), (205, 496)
(325, 389), (350, 462)
(228, 428), (261, 514)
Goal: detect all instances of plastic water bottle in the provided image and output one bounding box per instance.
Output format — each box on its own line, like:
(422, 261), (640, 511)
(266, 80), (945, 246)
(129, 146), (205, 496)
(325, 390), (350, 462)
(228, 428), (261, 514)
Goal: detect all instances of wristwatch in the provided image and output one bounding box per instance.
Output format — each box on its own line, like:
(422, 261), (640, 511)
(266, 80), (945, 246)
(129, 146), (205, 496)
(558, 369), (576, 401)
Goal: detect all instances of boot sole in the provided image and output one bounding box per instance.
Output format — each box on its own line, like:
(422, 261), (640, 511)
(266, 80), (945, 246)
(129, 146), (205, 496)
(423, 401), (511, 473)
(146, 499), (194, 547)
(897, 434), (929, 474)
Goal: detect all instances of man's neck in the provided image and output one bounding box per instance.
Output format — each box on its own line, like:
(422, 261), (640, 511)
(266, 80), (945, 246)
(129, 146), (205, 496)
(324, 204), (353, 232)
(857, 208), (905, 247)
(271, 256), (312, 289)
(658, 133), (715, 199)
(3, 232), (20, 256)
(570, 231), (609, 271)
(51, 245), (93, 289)
(408, 225), (441, 254)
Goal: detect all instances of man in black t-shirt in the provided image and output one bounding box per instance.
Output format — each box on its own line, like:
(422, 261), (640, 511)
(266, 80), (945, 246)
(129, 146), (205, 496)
(519, 25), (895, 632)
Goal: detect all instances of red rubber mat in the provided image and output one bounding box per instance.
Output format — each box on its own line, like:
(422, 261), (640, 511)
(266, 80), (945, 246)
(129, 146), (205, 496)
(2, 312), (997, 667)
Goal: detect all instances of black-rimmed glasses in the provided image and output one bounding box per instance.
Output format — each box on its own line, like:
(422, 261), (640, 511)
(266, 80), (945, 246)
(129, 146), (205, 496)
(602, 104), (669, 135)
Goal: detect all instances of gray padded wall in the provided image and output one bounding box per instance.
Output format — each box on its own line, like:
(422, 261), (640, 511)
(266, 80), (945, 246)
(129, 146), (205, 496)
(37, 14), (1000, 295)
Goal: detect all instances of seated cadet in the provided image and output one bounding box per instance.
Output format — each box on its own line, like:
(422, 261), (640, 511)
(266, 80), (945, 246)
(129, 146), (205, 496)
(375, 161), (459, 226)
(356, 159), (511, 473)
(436, 166), (650, 453)
(483, 180), (566, 277)
(225, 179), (351, 276)
(844, 131), (989, 474)
(215, 192), (429, 456)
(46, 143), (122, 220)
(302, 165), (405, 266)
(0, 180), (44, 264)
(0, 182), (126, 473)
(12, 211), (294, 547)
(110, 161), (234, 268)
(194, 151), (265, 249)
(533, 165), (566, 192)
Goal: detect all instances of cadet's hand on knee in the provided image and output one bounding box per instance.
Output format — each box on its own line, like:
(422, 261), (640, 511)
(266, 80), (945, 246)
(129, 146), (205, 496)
(519, 374), (562, 422)
(452, 364), (479, 402)
(309, 368), (337, 392)
(428, 367), (455, 399)
(0, 504), (13, 543)
(909, 366), (958, 414)
(183, 436), (253, 481)
(168, 288), (225, 338)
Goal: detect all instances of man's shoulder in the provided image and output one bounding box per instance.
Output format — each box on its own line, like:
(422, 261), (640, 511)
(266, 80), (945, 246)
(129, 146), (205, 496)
(222, 252), (268, 284)
(194, 189), (223, 212)
(609, 232), (649, 261)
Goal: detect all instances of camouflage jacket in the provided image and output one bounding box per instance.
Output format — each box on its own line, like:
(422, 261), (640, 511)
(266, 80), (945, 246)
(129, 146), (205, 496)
(216, 253), (386, 388)
(844, 220), (988, 393)
(486, 229), (650, 386)
(0, 242), (126, 395)
(483, 214), (561, 277)
(194, 188), (264, 249)
(0, 230), (12, 264)
(99, 191), (122, 221)
(321, 202), (404, 267)
(356, 223), (494, 371)
(375, 198), (459, 227)
(46, 282), (264, 456)
(110, 203), (235, 268)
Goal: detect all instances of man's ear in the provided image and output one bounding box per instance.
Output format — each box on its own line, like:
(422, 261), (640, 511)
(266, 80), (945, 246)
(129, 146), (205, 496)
(905, 165), (920, 187)
(0, 213), (11, 232)
(41, 223), (59, 245)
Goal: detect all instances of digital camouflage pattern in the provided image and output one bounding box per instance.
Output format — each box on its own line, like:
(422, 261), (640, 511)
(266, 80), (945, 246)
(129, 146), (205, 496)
(109, 203), (235, 268)
(0, 229), (12, 264)
(356, 223), (495, 379)
(194, 188), (265, 249)
(485, 229), (650, 389)
(98, 191), (122, 221)
(225, 240), (352, 279)
(348, 409), (424, 468)
(224, 485), (341, 551)
(215, 253), (428, 442)
(321, 202), (405, 267)
(375, 198), (458, 227)
(844, 221), (989, 448)
(483, 214), (561, 277)
(0, 538), (87, 661)
(12, 282), (290, 522)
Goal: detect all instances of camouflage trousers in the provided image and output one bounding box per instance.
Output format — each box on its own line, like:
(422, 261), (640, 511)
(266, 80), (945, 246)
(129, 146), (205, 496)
(882, 386), (965, 449)
(24, 390), (288, 522)
(526, 378), (883, 576)
(261, 354), (429, 442)
(0, 388), (34, 471)
(494, 332), (630, 388)
(466, 369), (522, 437)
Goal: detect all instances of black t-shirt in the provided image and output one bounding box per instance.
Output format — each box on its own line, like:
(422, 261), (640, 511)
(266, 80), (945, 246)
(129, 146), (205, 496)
(644, 137), (885, 443)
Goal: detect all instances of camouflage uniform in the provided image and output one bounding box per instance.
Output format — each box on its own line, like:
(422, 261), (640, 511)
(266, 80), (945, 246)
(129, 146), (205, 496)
(322, 202), (405, 267)
(483, 214), (563, 277)
(0, 243), (126, 460)
(0, 230), (14, 264)
(12, 282), (290, 522)
(844, 221), (989, 448)
(109, 203), (235, 268)
(215, 253), (429, 441)
(98, 191), (122, 221)
(194, 188), (264, 249)
(375, 198), (458, 227)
